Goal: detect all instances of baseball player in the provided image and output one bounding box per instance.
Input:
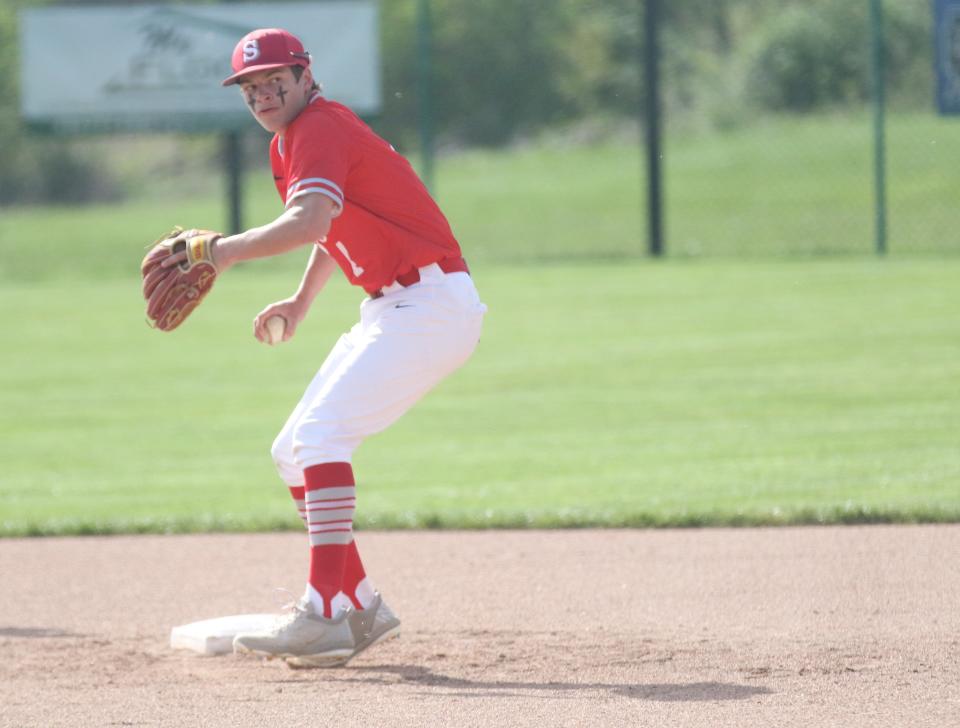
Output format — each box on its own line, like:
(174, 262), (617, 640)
(172, 28), (485, 667)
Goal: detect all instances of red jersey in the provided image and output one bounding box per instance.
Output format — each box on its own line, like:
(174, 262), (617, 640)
(270, 95), (462, 293)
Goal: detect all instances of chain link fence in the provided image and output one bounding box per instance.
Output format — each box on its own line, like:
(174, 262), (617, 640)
(409, 0), (959, 259)
(2, 0), (958, 262)
(652, 0), (958, 257)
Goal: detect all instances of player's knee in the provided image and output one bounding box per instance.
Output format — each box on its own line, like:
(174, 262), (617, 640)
(291, 416), (357, 467)
(270, 427), (304, 485)
(270, 428), (292, 465)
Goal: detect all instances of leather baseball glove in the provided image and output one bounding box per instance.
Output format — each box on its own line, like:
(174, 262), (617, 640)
(141, 228), (222, 331)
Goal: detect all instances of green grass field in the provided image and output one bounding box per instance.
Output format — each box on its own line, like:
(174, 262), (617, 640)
(1, 112), (958, 535)
(1, 258), (957, 535)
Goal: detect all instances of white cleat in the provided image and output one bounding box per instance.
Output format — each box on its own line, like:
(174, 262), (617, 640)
(348, 592), (401, 659)
(233, 599), (354, 668)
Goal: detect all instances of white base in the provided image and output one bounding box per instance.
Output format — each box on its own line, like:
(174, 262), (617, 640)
(170, 613), (279, 656)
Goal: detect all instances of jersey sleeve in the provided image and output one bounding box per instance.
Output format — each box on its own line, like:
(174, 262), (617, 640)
(282, 112), (351, 212)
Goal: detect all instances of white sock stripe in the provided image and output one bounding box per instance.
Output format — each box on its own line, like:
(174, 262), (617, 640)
(305, 499), (356, 511)
(304, 487), (354, 547)
(309, 531), (355, 546)
(306, 502), (355, 513)
(309, 519), (355, 529)
(305, 486), (355, 504)
(306, 496), (356, 505)
(294, 496), (308, 525)
(306, 506), (354, 521)
(309, 529), (352, 535)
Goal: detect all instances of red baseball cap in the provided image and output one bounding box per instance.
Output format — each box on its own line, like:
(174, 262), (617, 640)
(222, 28), (311, 86)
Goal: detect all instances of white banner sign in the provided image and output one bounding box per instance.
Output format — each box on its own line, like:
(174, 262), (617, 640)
(20, 2), (380, 133)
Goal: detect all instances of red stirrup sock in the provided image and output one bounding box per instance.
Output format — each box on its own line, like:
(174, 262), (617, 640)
(342, 539), (376, 610)
(303, 462), (356, 618)
(288, 485), (307, 527)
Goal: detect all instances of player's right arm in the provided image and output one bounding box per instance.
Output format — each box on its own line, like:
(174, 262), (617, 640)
(252, 243), (338, 344)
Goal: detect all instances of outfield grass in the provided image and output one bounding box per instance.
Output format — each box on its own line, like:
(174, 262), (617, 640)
(1, 114), (958, 534)
(666, 112), (960, 256)
(0, 112), (957, 284)
(1, 258), (957, 535)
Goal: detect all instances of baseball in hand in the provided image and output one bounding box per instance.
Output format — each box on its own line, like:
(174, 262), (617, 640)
(264, 315), (286, 346)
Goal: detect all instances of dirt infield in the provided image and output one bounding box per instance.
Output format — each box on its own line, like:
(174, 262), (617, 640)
(1, 526), (957, 727)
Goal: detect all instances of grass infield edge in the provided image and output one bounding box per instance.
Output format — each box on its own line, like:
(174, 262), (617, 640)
(3, 505), (959, 537)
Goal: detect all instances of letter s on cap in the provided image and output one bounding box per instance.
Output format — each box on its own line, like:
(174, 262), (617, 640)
(243, 40), (260, 64)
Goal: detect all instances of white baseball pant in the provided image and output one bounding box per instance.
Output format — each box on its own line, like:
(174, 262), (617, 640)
(271, 264), (486, 484)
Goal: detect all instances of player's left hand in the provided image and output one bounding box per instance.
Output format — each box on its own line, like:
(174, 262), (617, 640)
(141, 227), (222, 331)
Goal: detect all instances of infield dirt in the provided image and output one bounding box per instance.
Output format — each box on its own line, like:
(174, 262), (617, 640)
(1, 526), (957, 727)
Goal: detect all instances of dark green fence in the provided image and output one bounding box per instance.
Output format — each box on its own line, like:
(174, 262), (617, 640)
(2, 0), (958, 259)
(407, 0), (958, 258)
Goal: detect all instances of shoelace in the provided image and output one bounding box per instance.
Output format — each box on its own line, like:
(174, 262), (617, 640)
(271, 587), (299, 609)
(271, 587), (306, 627)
